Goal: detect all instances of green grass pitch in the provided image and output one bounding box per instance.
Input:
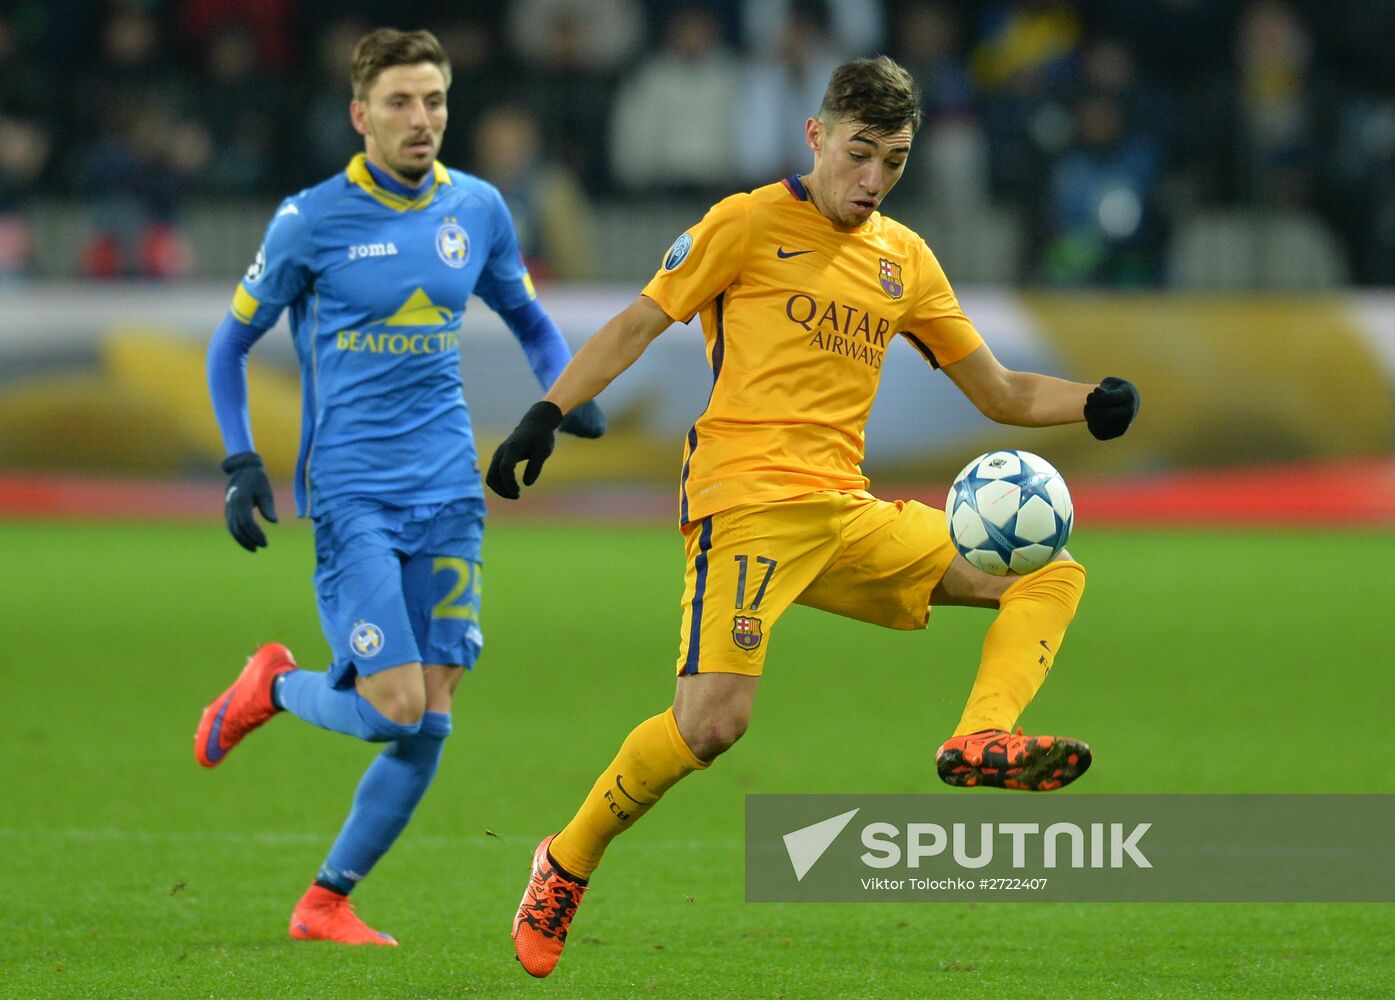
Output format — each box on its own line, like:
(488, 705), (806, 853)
(2, 518), (1392, 998)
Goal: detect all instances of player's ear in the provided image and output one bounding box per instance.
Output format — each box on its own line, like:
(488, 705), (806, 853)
(349, 99), (368, 137)
(805, 116), (823, 154)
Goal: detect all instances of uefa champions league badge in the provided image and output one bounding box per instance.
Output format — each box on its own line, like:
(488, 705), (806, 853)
(244, 244), (266, 283)
(731, 615), (763, 650)
(350, 621), (385, 658)
(663, 232), (694, 271)
(436, 222), (469, 268)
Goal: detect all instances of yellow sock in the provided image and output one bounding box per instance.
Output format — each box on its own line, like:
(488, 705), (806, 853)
(953, 560), (1086, 736)
(550, 707), (707, 879)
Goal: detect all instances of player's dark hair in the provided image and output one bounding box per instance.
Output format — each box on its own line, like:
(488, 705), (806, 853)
(818, 56), (922, 136)
(351, 28), (452, 100)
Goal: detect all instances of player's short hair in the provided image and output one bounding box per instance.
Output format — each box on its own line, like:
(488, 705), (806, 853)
(818, 56), (922, 136)
(351, 28), (452, 101)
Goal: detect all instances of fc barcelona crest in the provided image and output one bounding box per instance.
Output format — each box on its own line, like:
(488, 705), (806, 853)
(878, 258), (904, 299)
(732, 615), (763, 651)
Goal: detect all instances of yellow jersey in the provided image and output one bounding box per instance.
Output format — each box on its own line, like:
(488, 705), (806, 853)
(641, 175), (985, 525)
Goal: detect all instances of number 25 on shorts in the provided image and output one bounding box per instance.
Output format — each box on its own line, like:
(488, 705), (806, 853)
(431, 557), (480, 620)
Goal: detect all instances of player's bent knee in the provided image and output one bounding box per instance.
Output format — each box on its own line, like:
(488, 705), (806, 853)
(357, 665), (428, 726)
(371, 688), (427, 726)
(685, 716), (749, 761)
(932, 555), (1014, 609)
(677, 704), (751, 760)
(673, 671), (757, 760)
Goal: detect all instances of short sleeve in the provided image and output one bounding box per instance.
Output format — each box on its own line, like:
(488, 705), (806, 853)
(229, 196), (314, 329)
(640, 194), (751, 322)
(474, 185), (538, 314)
(899, 240), (984, 369)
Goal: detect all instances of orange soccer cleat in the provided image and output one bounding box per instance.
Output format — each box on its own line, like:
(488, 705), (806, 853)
(289, 884), (398, 946)
(935, 727), (1092, 791)
(194, 642), (296, 767)
(512, 834), (589, 978)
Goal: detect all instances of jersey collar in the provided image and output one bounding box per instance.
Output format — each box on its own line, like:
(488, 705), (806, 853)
(346, 153), (451, 211)
(782, 174), (811, 201)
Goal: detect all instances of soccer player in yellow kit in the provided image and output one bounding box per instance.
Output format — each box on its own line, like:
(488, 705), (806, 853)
(487, 56), (1140, 977)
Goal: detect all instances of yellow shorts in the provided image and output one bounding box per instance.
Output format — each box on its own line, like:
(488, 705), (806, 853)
(675, 491), (958, 676)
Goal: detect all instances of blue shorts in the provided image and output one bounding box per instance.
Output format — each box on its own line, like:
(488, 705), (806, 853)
(312, 496), (485, 688)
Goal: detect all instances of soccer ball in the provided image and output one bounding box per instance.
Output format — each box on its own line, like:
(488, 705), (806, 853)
(945, 450), (1073, 576)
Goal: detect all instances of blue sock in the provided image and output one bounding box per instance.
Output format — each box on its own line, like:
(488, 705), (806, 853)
(316, 711), (452, 894)
(274, 669), (421, 742)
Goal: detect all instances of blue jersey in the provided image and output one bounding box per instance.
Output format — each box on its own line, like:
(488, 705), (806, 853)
(229, 154), (538, 516)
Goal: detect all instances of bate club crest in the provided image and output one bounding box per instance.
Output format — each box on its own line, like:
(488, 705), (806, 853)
(436, 222), (469, 268)
(879, 258), (903, 299)
(350, 621), (384, 658)
(732, 615), (763, 651)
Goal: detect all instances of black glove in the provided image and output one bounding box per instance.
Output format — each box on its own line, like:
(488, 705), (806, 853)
(1084, 376), (1140, 441)
(558, 399), (607, 439)
(221, 451), (278, 551)
(487, 401), (564, 499)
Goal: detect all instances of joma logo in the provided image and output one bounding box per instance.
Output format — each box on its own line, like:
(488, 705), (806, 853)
(348, 242), (398, 261)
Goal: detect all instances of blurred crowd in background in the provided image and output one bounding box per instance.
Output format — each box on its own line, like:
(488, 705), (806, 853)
(2, 0), (1394, 286)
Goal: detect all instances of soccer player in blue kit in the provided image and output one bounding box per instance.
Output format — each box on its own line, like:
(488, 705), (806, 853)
(194, 28), (604, 945)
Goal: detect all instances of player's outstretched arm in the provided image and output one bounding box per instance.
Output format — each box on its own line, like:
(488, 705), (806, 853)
(207, 312), (278, 549)
(943, 344), (1140, 438)
(486, 295), (673, 499)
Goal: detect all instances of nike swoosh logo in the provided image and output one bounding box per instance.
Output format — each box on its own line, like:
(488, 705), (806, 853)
(226, 485), (238, 503)
(776, 247), (815, 259)
(615, 774), (644, 806)
(204, 693), (234, 763)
